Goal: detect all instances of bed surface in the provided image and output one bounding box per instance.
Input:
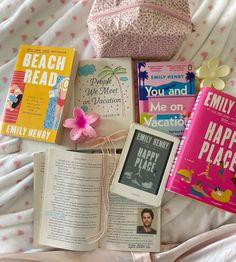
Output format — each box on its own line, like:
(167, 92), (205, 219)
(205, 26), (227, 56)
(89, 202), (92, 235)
(0, 0), (236, 261)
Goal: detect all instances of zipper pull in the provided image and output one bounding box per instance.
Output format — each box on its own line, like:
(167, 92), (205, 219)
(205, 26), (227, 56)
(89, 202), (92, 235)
(191, 23), (196, 32)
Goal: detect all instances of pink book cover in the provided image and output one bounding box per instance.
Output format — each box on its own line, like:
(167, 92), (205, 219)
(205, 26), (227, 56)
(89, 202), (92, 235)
(141, 95), (196, 138)
(137, 61), (195, 115)
(166, 87), (236, 213)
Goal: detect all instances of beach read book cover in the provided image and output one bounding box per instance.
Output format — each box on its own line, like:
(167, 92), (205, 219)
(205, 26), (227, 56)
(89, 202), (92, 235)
(0, 45), (78, 143)
(75, 58), (135, 148)
(166, 87), (236, 213)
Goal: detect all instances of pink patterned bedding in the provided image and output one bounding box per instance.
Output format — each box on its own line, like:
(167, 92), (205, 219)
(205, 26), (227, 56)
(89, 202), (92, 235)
(0, 0), (236, 261)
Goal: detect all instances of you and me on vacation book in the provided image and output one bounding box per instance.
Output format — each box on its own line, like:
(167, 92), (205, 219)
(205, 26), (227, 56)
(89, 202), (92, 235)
(0, 44), (236, 252)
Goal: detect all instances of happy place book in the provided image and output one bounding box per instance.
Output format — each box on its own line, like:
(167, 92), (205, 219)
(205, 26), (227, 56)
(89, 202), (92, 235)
(137, 61), (195, 137)
(166, 87), (236, 213)
(0, 45), (78, 143)
(75, 58), (135, 148)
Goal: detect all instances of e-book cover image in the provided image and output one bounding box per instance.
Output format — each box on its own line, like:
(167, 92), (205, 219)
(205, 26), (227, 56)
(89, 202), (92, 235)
(118, 129), (174, 195)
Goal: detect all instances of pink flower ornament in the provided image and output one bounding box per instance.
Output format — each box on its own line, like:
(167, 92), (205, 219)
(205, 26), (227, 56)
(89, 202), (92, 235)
(63, 107), (100, 142)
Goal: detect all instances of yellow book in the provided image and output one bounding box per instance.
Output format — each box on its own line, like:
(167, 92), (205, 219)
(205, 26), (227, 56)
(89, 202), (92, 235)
(0, 45), (79, 143)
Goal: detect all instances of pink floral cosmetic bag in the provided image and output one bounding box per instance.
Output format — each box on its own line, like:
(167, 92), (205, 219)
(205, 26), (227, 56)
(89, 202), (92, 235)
(87, 0), (193, 60)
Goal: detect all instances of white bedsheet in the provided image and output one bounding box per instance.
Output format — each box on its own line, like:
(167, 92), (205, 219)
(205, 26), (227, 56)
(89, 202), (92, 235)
(0, 0), (236, 260)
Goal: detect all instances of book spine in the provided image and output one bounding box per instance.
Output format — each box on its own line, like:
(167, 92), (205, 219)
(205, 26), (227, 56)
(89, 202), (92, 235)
(166, 88), (205, 189)
(137, 63), (143, 122)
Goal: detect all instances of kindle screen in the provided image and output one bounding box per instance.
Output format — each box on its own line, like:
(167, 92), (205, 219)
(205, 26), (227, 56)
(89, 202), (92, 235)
(118, 130), (173, 195)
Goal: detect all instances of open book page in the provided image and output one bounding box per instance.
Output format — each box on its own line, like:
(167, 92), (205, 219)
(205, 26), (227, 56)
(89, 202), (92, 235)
(101, 194), (160, 252)
(33, 152), (46, 247)
(38, 149), (102, 251)
(100, 155), (161, 252)
(34, 149), (160, 252)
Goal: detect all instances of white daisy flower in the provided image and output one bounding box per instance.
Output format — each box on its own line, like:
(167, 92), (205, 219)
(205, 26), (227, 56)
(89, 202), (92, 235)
(196, 57), (230, 90)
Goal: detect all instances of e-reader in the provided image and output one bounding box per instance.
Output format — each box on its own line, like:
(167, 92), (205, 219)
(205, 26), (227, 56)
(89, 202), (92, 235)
(110, 123), (179, 207)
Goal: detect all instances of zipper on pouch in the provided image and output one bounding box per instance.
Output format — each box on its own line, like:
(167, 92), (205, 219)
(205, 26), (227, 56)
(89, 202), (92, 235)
(87, 2), (192, 26)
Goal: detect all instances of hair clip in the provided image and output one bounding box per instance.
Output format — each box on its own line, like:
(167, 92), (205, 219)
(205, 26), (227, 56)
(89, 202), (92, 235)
(63, 106), (100, 142)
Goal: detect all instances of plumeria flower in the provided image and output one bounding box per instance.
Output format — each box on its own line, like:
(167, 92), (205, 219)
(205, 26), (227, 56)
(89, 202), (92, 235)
(196, 56), (230, 90)
(63, 107), (100, 142)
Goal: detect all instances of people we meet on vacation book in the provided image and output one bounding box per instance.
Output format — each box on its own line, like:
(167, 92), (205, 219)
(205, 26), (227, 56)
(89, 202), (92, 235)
(74, 58), (135, 149)
(166, 87), (236, 213)
(0, 45), (79, 143)
(33, 149), (161, 252)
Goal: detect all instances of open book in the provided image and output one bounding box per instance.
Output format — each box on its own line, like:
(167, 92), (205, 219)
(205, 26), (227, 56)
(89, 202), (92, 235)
(33, 148), (160, 252)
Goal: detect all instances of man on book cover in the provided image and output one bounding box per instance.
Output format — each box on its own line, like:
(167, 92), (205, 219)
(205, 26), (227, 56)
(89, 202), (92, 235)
(137, 208), (157, 234)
